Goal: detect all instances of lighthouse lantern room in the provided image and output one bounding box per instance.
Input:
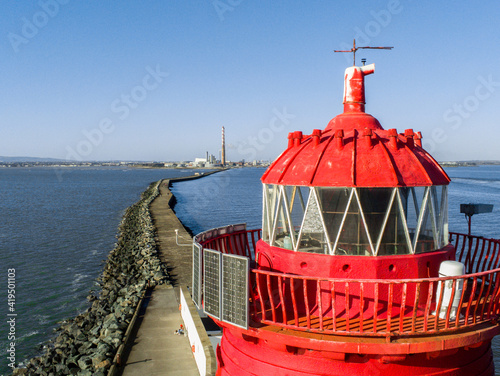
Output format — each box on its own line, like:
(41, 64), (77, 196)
(192, 58), (500, 375)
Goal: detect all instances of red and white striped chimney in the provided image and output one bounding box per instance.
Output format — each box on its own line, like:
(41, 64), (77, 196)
(221, 126), (226, 166)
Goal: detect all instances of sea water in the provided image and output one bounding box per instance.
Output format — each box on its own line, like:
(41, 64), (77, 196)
(0, 167), (208, 374)
(1, 165), (500, 374)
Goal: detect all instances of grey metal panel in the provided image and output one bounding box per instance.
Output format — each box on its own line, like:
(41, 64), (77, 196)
(231, 223), (247, 232)
(460, 203), (494, 215)
(203, 249), (221, 319)
(222, 254), (249, 329)
(192, 243), (202, 309)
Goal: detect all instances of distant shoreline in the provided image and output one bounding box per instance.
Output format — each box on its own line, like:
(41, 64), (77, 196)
(0, 161), (269, 169)
(0, 163), (264, 169)
(1, 159), (499, 169)
(439, 161), (500, 167)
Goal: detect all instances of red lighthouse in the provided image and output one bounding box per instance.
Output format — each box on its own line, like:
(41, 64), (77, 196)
(192, 59), (500, 375)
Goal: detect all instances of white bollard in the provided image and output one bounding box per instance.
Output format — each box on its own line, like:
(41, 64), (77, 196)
(436, 261), (465, 320)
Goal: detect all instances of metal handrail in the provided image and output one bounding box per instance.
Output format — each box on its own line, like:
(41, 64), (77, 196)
(196, 227), (500, 338)
(250, 265), (500, 337)
(199, 228), (261, 261)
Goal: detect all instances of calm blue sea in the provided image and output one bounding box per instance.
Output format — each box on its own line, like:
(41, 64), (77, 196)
(1, 165), (500, 374)
(0, 167), (210, 374)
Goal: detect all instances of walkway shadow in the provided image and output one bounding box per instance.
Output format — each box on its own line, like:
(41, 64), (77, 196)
(116, 287), (153, 376)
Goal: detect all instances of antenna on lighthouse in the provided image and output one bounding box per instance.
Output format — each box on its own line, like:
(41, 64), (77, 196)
(334, 39), (393, 66)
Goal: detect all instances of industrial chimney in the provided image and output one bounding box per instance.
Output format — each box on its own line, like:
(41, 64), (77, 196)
(221, 126), (226, 166)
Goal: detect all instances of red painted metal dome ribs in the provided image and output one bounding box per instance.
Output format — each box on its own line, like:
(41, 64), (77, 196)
(262, 128), (449, 187)
(262, 64), (450, 188)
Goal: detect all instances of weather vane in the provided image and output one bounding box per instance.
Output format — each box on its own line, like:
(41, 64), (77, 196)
(334, 39), (393, 66)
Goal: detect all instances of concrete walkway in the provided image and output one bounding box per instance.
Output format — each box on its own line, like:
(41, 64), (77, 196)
(119, 176), (219, 375)
(151, 179), (194, 289)
(121, 285), (199, 376)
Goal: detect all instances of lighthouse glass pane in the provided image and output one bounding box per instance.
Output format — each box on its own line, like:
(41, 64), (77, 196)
(415, 198), (435, 253)
(377, 194), (410, 255)
(357, 188), (394, 250)
(262, 185), (269, 242)
(336, 191), (372, 256)
(287, 186), (308, 234)
(316, 187), (351, 254)
(439, 186), (449, 247)
(274, 187), (294, 249)
(400, 187), (425, 243)
(433, 186), (449, 248)
(263, 184), (279, 243)
(299, 189), (328, 254)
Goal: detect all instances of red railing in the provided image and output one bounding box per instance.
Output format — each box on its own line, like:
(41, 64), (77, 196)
(201, 228), (261, 261)
(451, 232), (500, 274)
(197, 228), (500, 338)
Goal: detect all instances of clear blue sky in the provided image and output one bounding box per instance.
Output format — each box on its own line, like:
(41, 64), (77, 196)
(1, 1), (499, 162)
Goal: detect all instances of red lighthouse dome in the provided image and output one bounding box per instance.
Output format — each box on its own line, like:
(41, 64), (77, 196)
(192, 60), (500, 376)
(262, 64), (449, 188)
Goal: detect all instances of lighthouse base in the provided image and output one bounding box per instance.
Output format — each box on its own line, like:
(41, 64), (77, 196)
(216, 329), (494, 376)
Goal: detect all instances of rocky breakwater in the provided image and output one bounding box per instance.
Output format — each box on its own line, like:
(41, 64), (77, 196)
(12, 180), (169, 376)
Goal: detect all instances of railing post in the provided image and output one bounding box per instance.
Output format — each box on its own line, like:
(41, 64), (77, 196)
(400, 283), (407, 334)
(359, 282), (364, 334)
